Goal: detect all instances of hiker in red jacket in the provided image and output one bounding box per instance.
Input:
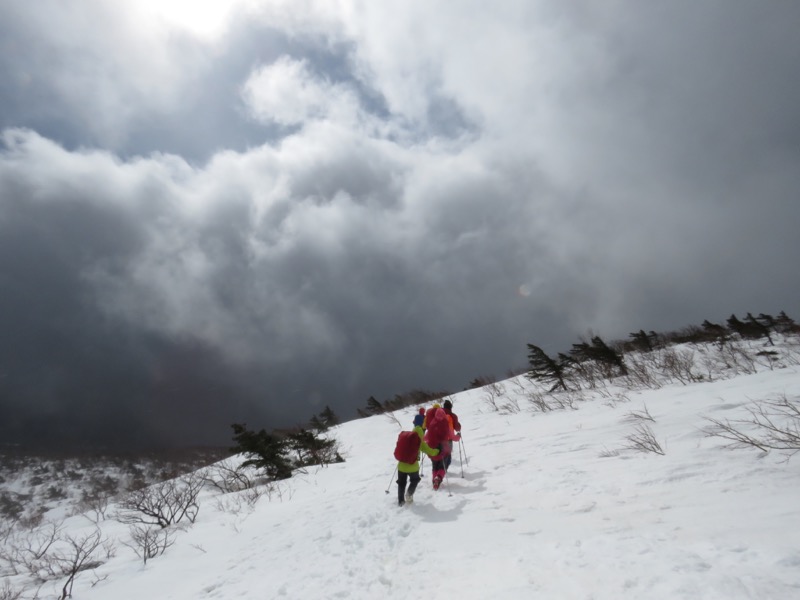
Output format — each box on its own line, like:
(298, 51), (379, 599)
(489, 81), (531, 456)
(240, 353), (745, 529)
(423, 404), (452, 490)
(396, 413), (440, 506)
(442, 399), (461, 472)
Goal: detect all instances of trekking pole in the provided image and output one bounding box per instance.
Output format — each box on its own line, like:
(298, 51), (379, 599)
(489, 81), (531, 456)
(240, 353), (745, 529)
(384, 466), (398, 494)
(459, 434), (469, 465)
(419, 454), (425, 477)
(458, 438), (464, 478)
(442, 458), (453, 497)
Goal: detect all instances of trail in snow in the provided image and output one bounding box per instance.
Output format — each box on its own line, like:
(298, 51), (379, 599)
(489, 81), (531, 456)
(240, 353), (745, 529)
(5, 350), (800, 599)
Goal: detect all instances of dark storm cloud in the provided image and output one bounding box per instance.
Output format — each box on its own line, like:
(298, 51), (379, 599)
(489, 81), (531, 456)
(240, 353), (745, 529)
(553, 1), (800, 329)
(1, 1), (799, 450)
(0, 145), (273, 449)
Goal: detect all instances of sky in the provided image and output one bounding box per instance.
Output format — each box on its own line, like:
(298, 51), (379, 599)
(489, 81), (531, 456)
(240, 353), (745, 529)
(3, 338), (800, 598)
(1, 1), (799, 450)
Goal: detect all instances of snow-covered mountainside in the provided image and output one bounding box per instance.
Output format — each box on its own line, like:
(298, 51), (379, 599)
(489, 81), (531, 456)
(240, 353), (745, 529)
(3, 338), (800, 599)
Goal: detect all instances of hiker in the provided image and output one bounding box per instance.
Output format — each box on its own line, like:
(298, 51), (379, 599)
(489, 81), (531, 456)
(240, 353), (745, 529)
(442, 399), (462, 472)
(396, 413), (440, 506)
(423, 404), (452, 490)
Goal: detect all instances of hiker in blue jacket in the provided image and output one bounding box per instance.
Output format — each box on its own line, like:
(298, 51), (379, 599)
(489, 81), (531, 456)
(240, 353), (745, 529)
(396, 414), (440, 506)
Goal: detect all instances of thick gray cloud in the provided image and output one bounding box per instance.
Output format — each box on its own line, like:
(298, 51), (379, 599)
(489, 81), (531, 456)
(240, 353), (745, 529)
(1, 1), (799, 450)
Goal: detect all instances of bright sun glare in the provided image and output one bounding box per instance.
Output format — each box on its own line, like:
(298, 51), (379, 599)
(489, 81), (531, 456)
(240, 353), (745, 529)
(139, 0), (244, 38)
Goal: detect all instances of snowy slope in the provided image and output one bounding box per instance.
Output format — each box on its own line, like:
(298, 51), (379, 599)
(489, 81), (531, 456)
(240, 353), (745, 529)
(5, 352), (800, 599)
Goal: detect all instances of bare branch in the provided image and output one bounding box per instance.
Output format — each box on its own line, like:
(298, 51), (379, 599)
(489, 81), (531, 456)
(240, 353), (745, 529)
(383, 411), (402, 428)
(115, 473), (202, 529)
(623, 403), (656, 424)
(703, 417), (770, 452)
(122, 525), (176, 565)
(199, 460), (255, 494)
(704, 394), (800, 458)
(53, 529), (105, 600)
(0, 579), (24, 600)
(1, 520), (63, 580)
(624, 424), (665, 455)
(481, 381), (506, 412)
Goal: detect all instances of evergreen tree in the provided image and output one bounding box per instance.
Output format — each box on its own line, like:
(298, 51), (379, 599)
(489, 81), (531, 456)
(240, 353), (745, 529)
(365, 396), (384, 415)
(526, 344), (569, 392)
(701, 320), (728, 344)
(319, 405), (339, 428)
(745, 312), (773, 345)
(569, 336), (627, 376)
(702, 319), (726, 336)
(647, 331), (661, 348)
(467, 376), (495, 390)
(286, 428), (343, 467)
(756, 313), (776, 330)
(308, 414), (326, 433)
(775, 311), (799, 333)
(727, 314), (765, 340)
(230, 423), (293, 481)
(726, 314), (745, 336)
(629, 330), (654, 352)
(308, 405), (339, 433)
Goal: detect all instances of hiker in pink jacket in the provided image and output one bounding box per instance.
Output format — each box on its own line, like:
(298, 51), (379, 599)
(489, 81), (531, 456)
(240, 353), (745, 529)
(423, 404), (452, 490)
(442, 399), (462, 473)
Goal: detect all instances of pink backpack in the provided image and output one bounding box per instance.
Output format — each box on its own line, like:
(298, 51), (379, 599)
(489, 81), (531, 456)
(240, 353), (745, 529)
(425, 408), (450, 448)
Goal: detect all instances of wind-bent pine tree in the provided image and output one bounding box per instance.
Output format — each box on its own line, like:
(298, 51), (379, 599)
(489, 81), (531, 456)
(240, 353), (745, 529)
(727, 314), (766, 341)
(365, 396), (384, 415)
(745, 312), (774, 345)
(775, 311), (799, 333)
(629, 329), (654, 352)
(526, 344), (569, 392)
(701, 319), (728, 343)
(569, 336), (628, 376)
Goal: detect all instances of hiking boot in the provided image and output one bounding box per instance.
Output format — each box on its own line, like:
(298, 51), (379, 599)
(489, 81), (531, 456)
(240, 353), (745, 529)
(398, 499), (405, 507)
(405, 493), (414, 504)
(432, 477), (441, 491)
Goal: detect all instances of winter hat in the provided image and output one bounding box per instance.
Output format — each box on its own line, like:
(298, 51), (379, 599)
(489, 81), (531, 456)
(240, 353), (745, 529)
(418, 407), (425, 415)
(413, 414), (425, 427)
(443, 400), (453, 410)
(433, 403), (441, 409)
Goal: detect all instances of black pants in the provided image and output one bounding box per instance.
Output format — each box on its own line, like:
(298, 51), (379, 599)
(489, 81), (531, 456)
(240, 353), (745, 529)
(397, 471), (421, 505)
(443, 441), (453, 471)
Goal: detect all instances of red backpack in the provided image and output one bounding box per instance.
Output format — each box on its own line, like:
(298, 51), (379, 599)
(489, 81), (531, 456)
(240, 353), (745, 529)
(393, 431), (422, 463)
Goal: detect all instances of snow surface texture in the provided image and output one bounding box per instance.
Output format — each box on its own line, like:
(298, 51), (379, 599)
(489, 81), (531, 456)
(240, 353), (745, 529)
(5, 350), (800, 599)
